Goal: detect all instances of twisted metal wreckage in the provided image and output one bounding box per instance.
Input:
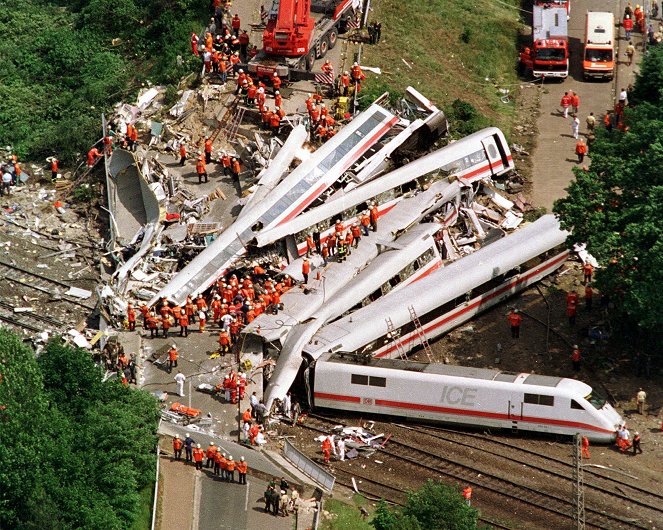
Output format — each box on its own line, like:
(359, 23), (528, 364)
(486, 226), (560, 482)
(98, 86), (571, 409)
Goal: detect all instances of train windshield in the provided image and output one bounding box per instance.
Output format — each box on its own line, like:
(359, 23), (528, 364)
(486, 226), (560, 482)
(585, 391), (607, 410)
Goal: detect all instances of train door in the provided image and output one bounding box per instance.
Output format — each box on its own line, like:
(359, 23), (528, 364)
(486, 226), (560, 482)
(507, 394), (523, 431)
(481, 137), (502, 174)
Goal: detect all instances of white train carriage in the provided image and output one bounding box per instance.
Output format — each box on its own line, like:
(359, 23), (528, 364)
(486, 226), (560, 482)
(255, 127), (514, 257)
(301, 215), (569, 362)
(309, 353), (623, 442)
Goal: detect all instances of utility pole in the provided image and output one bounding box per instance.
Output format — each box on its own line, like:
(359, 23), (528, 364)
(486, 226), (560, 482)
(536, 284), (551, 354)
(572, 433), (586, 530)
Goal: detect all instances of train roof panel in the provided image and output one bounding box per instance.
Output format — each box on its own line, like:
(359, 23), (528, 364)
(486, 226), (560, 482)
(325, 352), (504, 381)
(523, 373), (564, 387)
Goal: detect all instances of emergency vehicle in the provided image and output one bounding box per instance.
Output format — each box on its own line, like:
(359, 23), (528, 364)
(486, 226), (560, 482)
(248, 0), (359, 80)
(583, 12), (615, 80)
(521, 4), (569, 79)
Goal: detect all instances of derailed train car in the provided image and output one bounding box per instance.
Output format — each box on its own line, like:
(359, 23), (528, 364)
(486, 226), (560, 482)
(308, 353), (623, 443)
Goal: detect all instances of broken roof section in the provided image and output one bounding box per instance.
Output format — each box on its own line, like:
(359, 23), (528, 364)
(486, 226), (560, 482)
(150, 103), (399, 306)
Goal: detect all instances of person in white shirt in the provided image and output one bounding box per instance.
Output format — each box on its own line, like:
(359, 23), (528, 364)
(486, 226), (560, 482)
(571, 115), (580, 139)
(337, 438), (346, 461)
(174, 371), (186, 397)
(283, 392), (292, 418)
(1, 172), (12, 196)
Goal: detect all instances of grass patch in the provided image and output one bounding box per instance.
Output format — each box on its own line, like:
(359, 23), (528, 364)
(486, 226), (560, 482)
(320, 495), (374, 530)
(131, 482), (155, 530)
(362, 0), (522, 137)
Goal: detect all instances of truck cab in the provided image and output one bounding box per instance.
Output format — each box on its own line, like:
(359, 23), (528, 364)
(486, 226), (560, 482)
(583, 12), (615, 80)
(528, 5), (569, 78)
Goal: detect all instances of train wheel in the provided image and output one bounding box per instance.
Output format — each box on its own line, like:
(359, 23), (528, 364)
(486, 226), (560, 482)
(317, 36), (329, 59)
(305, 50), (316, 72)
(328, 29), (338, 49)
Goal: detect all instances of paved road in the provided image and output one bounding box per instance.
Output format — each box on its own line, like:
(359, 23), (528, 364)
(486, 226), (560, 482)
(531, 0), (642, 210)
(198, 473), (295, 530)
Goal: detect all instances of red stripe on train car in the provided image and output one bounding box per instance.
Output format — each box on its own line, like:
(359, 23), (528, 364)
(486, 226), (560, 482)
(376, 251), (570, 357)
(314, 392), (613, 434)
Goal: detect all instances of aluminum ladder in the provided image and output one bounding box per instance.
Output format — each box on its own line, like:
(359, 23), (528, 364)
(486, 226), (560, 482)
(385, 317), (408, 360)
(409, 305), (434, 363)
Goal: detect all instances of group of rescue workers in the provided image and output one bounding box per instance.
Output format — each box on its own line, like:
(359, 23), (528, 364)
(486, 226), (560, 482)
(1, 155), (23, 196)
(171, 433), (249, 482)
(300, 205), (380, 278)
(126, 263), (296, 342)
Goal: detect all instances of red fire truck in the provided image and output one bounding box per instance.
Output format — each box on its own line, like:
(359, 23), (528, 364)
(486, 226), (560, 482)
(520, 1), (570, 79)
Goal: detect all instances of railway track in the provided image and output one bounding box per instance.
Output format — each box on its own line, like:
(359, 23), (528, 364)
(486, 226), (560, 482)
(410, 423), (663, 516)
(0, 259), (96, 308)
(299, 414), (650, 530)
(0, 299), (69, 334)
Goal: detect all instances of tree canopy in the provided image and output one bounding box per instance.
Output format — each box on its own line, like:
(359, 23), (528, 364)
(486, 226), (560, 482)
(0, 0), (205, 162)
(553, 45), (663, 350)
(372, 481), (479, 530)
(0, 330), (159, 529)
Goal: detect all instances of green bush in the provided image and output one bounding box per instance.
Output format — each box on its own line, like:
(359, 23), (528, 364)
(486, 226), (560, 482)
(0, 0), (207, 162)
(0, 331), (160, 528)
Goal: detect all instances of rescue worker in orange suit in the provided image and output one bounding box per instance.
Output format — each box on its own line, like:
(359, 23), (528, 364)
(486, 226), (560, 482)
(321, 437), (332, 463)
(213, 450), (225, 476)
(237, 456), (248, 484)
(507, 308), (522, 338)
(221, 152), (231, 176)
(191, 32), (200, 56)
(218, 329), (232, 354)
(519, 46), (531, 75)
(581, 436), (590, 459)
(583, 262), (593, 283)
(127, 303), (136, 331)
(168, 344), (179, 373)
(185, 296), (196, 324)
(50, 158), (59, 183)
(173, 434), (183, 460)
(196, 155), (208, 184)
(231, 13), (241, 36)
(370, 203), (379, 231)
(231, 157), (241, 183)
(632, 432), (642, 455)
(193, 444), (205, 470)
(226, 455), (236, 482)
(340, 71), (350, 96)
(350, 62), (365, 91)
(272, 72), (282, 94)
(274, 90), (282, 108)
(571, 345), (581, 372)
(242, 408), (252, 427)
(463, 486), (472, 506)
(360, 211), (370, 237)
(206, 442), (217, 468)
(179, 143), (187, 166)
(146, 312), (158, 338)
(270, 111), (281, 135)
(575, 138), (587, 163)
(178, 308), (189, 337)
(87, 147), (103, 168)
(306, 233), (315, 257)
(204, 137), (213, 164)
(161, 313), (173, 338)
(302, 258), (310, 284)
(351, 223), (361, 248)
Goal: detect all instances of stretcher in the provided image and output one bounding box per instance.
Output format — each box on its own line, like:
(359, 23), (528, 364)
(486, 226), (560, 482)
(170, 402), (202, 417)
